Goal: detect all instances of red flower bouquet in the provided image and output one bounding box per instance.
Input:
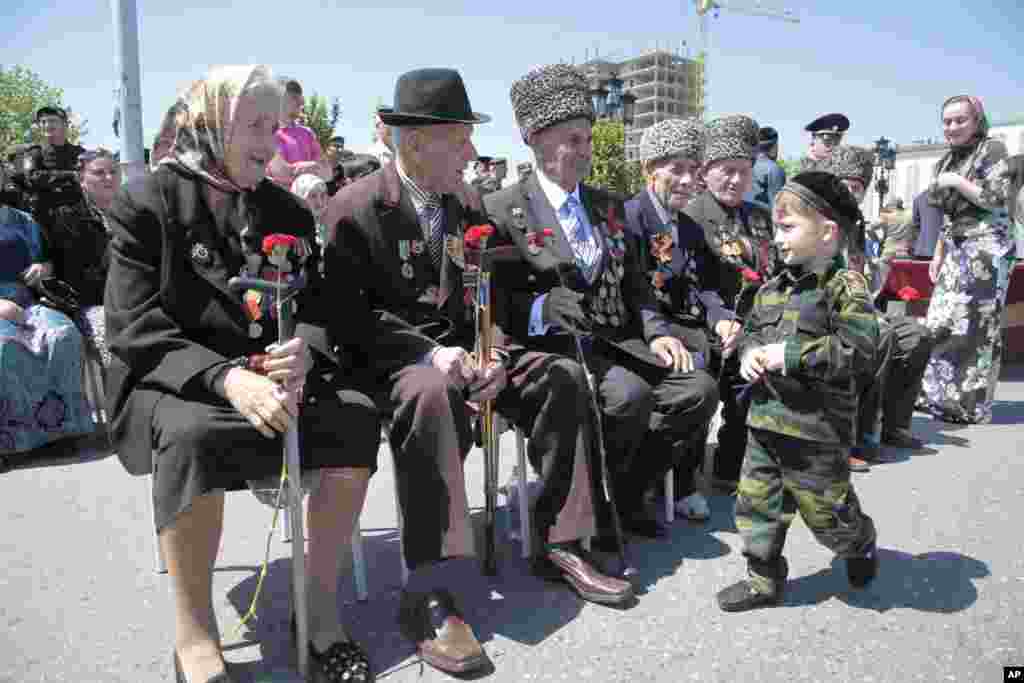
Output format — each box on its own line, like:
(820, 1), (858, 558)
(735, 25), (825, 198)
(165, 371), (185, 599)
(897, 285), (922, 302)
(464, 224), (495, 251)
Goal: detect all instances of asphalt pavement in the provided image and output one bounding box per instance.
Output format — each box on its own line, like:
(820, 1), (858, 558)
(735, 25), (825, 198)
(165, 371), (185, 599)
(2, 366), (1023, 682)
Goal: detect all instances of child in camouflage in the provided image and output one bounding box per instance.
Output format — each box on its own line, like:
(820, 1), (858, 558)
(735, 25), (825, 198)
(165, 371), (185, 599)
(717, 171), (880, 612)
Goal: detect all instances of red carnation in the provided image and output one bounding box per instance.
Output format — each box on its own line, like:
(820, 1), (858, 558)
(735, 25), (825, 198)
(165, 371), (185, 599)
(262, 233), (298, 256)
(741, 267), (762, 284)
(464, 224), (495, 250)
(652, 271), (668, 290)
(898, 285), (921, 302)
(607, 206), (624, 235)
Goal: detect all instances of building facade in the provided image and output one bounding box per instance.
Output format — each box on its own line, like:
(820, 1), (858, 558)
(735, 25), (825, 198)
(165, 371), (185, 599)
(580, 50), (703, 162)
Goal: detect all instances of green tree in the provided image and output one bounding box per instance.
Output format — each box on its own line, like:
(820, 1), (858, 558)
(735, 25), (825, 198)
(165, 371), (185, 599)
(0, 65), (87, 157)
(303, 94), (341, 150)
(586, 119), (644, 196)
(777, 156), (801, 178)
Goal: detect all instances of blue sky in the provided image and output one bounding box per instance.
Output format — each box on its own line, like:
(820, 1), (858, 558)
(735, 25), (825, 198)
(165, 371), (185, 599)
(4, 0), (1022, 171)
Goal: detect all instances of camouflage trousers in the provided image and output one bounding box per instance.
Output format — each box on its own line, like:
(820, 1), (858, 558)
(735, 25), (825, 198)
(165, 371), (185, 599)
(736, 428), (877, 594)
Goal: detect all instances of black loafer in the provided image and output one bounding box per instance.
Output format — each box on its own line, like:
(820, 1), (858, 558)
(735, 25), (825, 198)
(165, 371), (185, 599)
(291, 616), (374, 683)
(716, 580), (783, 613)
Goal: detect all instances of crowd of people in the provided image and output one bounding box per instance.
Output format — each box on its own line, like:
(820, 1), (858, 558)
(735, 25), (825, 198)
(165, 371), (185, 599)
(1, 60), (1022, 683)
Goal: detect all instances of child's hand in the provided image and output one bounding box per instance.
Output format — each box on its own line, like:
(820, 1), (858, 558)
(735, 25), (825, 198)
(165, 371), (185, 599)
(740, 348), (767, 382)
(760, 343), (786, 372)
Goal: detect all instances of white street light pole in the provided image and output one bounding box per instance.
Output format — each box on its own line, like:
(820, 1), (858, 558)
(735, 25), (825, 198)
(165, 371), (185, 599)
(111, 0), (145, 181)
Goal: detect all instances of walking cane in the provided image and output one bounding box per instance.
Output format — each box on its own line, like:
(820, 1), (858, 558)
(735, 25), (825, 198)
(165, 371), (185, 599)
(229, 268), (310, 680)
(554, 263), (633, 576)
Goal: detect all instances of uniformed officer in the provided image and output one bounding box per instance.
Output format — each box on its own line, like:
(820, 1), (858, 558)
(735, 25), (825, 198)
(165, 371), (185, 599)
(800, 112), (850, 171)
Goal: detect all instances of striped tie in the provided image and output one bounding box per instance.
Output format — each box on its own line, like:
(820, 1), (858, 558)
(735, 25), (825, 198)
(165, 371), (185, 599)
(562, 195), (600, 283)
(420, 195), (445, 270)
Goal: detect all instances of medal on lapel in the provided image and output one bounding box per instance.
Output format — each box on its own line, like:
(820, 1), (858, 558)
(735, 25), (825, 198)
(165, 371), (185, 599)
(398, 240), (415, 279)
(445, 234), (466, 269)
(510, 206), (528, 231)
(191, 243), (212, 267)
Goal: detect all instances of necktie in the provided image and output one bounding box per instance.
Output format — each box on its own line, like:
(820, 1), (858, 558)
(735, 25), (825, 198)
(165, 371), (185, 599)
(562, 195), (599, 282)
(420, 195), (445, 270)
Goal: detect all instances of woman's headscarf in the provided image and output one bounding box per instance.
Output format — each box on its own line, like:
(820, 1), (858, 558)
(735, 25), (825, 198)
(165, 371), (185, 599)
(290, 173), (326, 203)
(160, 65), (279, 194)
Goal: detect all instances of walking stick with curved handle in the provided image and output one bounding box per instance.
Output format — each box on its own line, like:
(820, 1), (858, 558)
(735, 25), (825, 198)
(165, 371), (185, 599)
(228, 273), (310, 679)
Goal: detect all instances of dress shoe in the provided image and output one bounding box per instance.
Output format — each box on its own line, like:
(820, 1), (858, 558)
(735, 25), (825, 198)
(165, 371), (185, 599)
(397, 589), (486, 675)
(534, 543), (634, 606)
(675, 492), (710, 521)
(291, 616), (374, 683)
(173, 651), (232, 683)
(847, 543), (879, 588)
(882, 428), (923, 450)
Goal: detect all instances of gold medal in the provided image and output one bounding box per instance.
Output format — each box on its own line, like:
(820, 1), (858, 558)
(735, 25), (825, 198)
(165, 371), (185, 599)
(401, 262), (415, 279)
(249, 322), (263, 338)
(594, 312), (607, 325)
(610, 314), (621, 326)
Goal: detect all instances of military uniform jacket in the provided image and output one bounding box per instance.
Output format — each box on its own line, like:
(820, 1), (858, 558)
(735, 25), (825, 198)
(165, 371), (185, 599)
(684, 191), (776, 316)
(738, 260), (879, 445)
(482, 175), (672, 373)
(625, 189), (730, 334)
(324, 162), (493, 383)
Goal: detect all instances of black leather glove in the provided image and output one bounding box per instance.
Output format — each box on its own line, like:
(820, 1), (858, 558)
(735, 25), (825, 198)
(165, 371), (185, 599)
(542, 286), (591, 333)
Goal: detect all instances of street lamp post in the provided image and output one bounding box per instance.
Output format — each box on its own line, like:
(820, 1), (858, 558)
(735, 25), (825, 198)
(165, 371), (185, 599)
(873, 136), (897, 214)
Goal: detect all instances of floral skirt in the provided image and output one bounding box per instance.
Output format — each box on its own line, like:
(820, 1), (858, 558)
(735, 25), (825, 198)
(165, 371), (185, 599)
(919, 225), (1016, 424)
(0, 304), (95, 454)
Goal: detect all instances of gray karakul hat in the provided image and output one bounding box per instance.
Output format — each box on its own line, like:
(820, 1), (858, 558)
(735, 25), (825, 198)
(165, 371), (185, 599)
(639, 118), (705, 164)
(704, 114), (760, 165)
(827, 145), (875, 187)
(511, 64), (595, 141)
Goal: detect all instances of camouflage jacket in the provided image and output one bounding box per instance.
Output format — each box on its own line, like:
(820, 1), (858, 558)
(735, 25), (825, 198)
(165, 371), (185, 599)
(739, 259), (879, 445)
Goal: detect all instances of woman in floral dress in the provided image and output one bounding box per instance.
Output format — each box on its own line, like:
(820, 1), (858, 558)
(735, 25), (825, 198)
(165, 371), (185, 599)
(918, 95), (1016, 424)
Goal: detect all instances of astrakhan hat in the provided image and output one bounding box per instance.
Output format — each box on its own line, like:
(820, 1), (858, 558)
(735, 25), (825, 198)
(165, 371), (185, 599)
(827, 145), (875, 187)
(378, 68), (490, 127)
(511, 64), (594, 142)
(704, 114), (759, 165)
(639, 118), (705, 164)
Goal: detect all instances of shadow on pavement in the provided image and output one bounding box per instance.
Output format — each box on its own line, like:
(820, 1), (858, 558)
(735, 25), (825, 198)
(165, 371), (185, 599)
(224, 512), (589, 680)
(988, 399), (1024, 425)
(629, 516), (732, 596)
(785, 548), (988, 613)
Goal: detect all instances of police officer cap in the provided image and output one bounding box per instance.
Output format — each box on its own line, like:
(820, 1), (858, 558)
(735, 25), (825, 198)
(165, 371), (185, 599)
(35, 106), (68, 123)
(805, 113), (849, 135)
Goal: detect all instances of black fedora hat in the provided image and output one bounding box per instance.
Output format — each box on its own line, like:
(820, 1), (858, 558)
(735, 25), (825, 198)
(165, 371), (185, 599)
(378, 68), (490, 127)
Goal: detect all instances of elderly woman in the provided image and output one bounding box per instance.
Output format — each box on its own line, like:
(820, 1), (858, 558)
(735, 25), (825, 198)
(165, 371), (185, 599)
(919, 95), (1016, 424)
(1, 192), (94, 460)
(104, 66), (377, 683)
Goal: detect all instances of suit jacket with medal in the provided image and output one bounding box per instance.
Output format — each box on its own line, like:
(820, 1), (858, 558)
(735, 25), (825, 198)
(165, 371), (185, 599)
(482, 173), (673, 375)
(685, 190), (776, 317)
(104, 165), (330, 474)
(625, 189), (729, 335)
(324, 162), (493, 383)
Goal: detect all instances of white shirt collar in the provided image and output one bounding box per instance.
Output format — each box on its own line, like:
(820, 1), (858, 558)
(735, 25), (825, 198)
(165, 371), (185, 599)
(535, 168), (580, 214)
(395, 158), (439, 212)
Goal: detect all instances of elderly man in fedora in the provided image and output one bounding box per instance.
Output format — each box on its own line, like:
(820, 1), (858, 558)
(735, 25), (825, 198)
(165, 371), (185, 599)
(624, 118), (741, 522)
(324, 67), (633, 676)
(483, 64), (719, 551)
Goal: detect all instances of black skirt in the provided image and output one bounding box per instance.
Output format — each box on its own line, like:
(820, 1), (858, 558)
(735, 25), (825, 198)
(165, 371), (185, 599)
(149, 377), (379, 532)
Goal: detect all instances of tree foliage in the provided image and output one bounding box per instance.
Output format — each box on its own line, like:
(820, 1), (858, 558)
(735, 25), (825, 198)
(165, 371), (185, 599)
(303, 94), (341, 150)
(586, 119), (645, 197)
(777, 156), (801, 179)
(0, 65), (87, 157)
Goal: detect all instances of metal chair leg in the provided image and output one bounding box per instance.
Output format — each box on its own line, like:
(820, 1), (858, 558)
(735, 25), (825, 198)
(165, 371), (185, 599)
(351, 517), (369, 602)
(282, 505), (292, 542)
(382, 424), (409, 586)
(285, 426), (310, 679)
(664, 468), (675, 523)
(514, 427), (531, 559)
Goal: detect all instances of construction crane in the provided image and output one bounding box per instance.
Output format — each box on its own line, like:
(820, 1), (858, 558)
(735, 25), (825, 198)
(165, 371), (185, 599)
(693, 0), (800, 119)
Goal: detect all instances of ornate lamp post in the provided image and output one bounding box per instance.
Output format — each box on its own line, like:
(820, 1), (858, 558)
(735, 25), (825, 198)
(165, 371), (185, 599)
(591, 77), (636, 126)
(873, 136), (897, 213)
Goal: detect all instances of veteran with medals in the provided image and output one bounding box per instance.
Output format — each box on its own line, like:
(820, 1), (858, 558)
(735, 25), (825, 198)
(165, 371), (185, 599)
(625, 118), (739, 521)
(324, 68), (633, 677)
(484, 64), (719, 549)
(685, 114), (776, 492)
